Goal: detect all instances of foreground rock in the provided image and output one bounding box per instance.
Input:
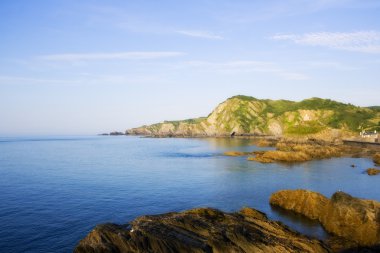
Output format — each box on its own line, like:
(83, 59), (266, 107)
(75, 207), (329, 253)
(270, 190), (380, 247)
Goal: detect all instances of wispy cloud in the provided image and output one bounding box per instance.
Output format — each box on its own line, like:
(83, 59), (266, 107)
(272, 31), (380, 53)
(176, 30), (224, 40)
(39, 51), (185, 61)
(180, 60), (309, 80)
(0, 76), (71, 85)
(0, 74), (164, 86)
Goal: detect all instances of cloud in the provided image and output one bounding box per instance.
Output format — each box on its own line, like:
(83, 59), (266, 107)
(0, 76), (78, 86)
(0, 74), (162, 86)
(176, 30), (224, 40)
(272, 31), (380, 53)
(39, 51), (185, 61)
(181, 60), (309, 80)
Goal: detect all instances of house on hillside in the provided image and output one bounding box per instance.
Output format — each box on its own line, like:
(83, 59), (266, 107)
(360, 130), (379, 142)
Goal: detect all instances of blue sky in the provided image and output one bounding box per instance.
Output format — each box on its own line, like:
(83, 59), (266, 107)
(1, 0), (380, 135)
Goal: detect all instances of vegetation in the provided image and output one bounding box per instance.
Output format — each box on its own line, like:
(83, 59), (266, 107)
(129, 95), (380, 137)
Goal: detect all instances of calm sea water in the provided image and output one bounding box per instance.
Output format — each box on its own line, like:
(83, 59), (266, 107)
(0, 136), (378, 253)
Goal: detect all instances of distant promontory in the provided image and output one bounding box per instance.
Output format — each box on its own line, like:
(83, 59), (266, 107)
(126, 95), (380, 140)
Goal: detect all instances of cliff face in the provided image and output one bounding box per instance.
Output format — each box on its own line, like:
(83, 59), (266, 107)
(126, 96), (380, 138)
(270, 190), (380, 247)
(75, 207), (329, 253)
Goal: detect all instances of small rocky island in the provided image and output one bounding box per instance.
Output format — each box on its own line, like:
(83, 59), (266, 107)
(75, 190), (379, 253)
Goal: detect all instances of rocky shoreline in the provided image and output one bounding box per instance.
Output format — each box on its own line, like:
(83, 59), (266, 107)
(75, 190), (379, 253)
(224, 138), (380, 169)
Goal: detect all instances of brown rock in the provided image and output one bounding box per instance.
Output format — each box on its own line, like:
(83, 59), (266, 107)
(320, 191), (380, 246)
(223, 151), (251, 156)
(373, 153), (380, 165)
(270, 189), (329, 220)
(255, 139), (275, 147)
(75, 207), (329, 253)
(366, 168), (380, 176)
(247, 156), (273, 163)
(270, 190), (380, 247)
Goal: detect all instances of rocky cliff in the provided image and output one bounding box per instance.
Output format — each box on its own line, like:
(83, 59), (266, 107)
(75, 207), (329, 253)
(126, 96), (380, 139)
(270, 190), (380, 247)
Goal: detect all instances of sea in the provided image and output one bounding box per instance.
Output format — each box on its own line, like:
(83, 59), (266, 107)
(0, 136), (378, 252)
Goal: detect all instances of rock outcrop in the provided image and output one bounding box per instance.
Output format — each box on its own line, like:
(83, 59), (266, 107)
(269, 190), (329, 220)
(243, 141), (374, 163)
(75, 207), (329, 253)
(270, 190), (380, 247)
(366, 168), (380, 175)
(374, 153), (380, 165)
(320, 192), (380, 247)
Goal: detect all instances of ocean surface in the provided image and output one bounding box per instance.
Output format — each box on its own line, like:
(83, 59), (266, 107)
(0, 136), (379, 253)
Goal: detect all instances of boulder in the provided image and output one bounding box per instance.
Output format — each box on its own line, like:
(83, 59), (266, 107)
(270, 189), (329, 220)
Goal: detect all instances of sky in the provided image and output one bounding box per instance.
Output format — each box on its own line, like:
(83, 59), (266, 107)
(1, 0), (380, 135)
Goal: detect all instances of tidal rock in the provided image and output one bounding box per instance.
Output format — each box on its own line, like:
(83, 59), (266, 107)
(373, 153), (380, 165)
(75, 207), (329, 253)
(366, 168), (380, 176)
(223, 151), (251, 156)
(270, 190), (380, 247)
(270, 189), (329, 220)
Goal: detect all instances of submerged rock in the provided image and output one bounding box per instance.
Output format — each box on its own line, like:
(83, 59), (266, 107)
(270, 190), (380, 247)
(75, 207), (329, 253)
(223, 151), (251, 156)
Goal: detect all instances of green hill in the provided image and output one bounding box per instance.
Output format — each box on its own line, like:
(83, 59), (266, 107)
(126, 96), (380, 138)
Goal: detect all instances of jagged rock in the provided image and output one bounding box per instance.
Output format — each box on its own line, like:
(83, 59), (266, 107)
(270, 190), (380, 247)
(320, 192), (380, 246)
(75, 207), (329, 253)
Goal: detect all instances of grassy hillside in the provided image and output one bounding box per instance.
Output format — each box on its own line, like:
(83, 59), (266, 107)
(126, 95), (380, 137)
